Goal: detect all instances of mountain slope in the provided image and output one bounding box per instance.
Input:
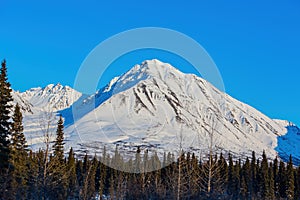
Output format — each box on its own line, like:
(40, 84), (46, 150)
(11, 91), (33, 114)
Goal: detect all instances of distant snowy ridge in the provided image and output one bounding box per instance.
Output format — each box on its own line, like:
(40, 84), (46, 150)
(12, 59), (300, 164)
(20, 83), (82, 112)
(11, 83), (83, 150)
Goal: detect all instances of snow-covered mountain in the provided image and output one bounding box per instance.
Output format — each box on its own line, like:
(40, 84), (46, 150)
(20, 83), (82, 112)
(13, 60), (300, 164)
(11, 83), (83, 149)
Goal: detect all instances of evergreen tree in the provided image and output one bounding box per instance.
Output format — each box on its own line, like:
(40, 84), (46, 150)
(83, 153), (89, 174)
(86, 156), (97, 199)
(278, 160), (287, 198)
(250, 151), (258, 198)
(0, 60), (13, 168)
(273, 157), (280, 198)
(241, 157), (251, 199)
(53, 115), (65, 164)
(26, 150), (39, 200)
(99, 147), (108, 198)
(233, 159), (241, 199)
(75, 159), (83, 196)
(11, 103), (27, 152)
(109, 168), (115, 199)
(0, 59), (13, 197)
(80, 154), (96, 200)
(255, 159), (261, 197)
(189, 153), (200, 197)
(218, 152), (228, 187)
(94, 159), (101, 195)
(35, 149), (46, 198)
(67, 148), (77, 199)
(240, 174), (247, 199)
(286, 155), (295, 200)
(268, 162), (275, 200)
(46, 115), (68, 199)
(9, 103), (28, 199)
(260, 151), (270, 200)
(227, 153), (234, 196)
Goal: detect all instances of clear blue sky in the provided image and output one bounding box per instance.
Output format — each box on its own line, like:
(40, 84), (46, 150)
(1, 0), (300, 125)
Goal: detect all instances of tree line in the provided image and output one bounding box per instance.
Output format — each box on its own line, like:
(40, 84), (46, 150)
(0, 59), (300, 200)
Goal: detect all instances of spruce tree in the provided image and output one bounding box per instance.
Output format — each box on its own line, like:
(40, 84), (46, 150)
(218, 152), (228, 187)
(250, 151), (258, 198)
(26, 150), (39, 200)
(47, 115), (67, 199)
(94, 159), (101, 193)
(227, 153), (234, 196)
(234, 159), (241, 199)
(273, 157), (279, 198)
(260, 151), (270, 200)
(109, 168), (115, 199)
(0, 59), (13, 169)
(268, 162), (275, 200)
(99, 147), (108, 198)
(75, 159), (84, 196)
(241, 157), (251, 199)
(9, 103), (28, 199)
(278, 160), (287, 198)
(11, 103), (27, 152)
(83, 153), (89, 174)
(53, 115), (65, 164)
(0, 59), (13, 198)
(67, 148), (77, 199)
(286, 155), (295, 200)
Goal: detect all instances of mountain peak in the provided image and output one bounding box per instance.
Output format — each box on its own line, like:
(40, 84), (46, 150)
(124, 59), (184, 77)
(141, 59), (168, 68)
(109, 59), (186, 95)
(140, 59), (184, 77)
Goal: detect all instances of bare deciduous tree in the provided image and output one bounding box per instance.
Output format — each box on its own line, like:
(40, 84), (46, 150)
(37, 108), (69, 199)
(197, 108), (225, 198)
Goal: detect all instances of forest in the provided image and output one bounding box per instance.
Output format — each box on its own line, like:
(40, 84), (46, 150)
(0, 59), (300, 200)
